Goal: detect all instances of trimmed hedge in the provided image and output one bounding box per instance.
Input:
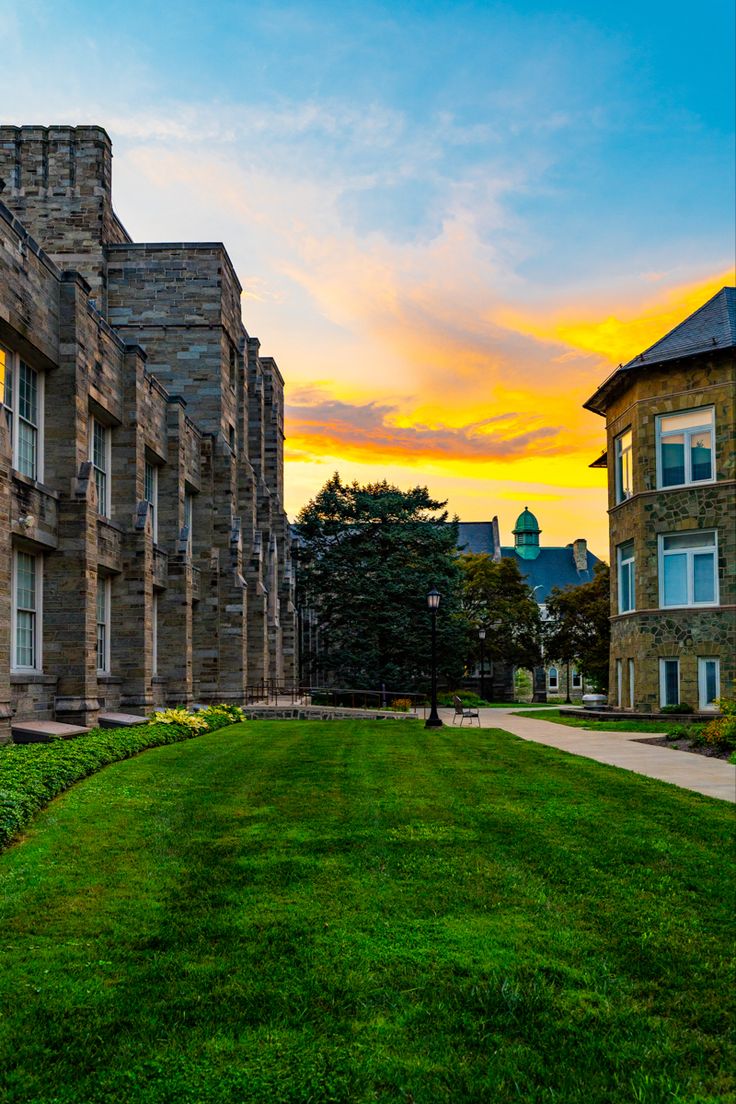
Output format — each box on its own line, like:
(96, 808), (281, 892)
(0, 712), (237, 852)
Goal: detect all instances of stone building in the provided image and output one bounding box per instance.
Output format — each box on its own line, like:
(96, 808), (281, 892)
(458, 508), (601, 699)
(584, 287), (735, 712)
(0, 124), (296, 741)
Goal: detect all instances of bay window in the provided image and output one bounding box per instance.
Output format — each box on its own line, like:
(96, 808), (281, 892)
(615, 428), (632, 503)
(659, 531), (718, 608)
(617, 539), (635, 613)
(657, 407), (714, 488)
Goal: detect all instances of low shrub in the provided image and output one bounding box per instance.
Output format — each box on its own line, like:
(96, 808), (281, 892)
(661, 703), (694, 715)
(665, 723), (705, 744)
(389, 698), (414, 713)
(0, 707), (240, 852)
(701, 695), (736, 753)
(438, 690), (490, 707)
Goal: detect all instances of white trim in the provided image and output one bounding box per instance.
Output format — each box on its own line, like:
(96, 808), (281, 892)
(89, 416), (112, 518)
(11, 549), (43, 673)
(659, 658), (680, 708)
(151, 590), (159, 676)
(617, 539), (636, 613)
(614, 428), (633, 503)
(656, 405), (715, 490)
(616, 658), (622, 708)
(2, 350), (44, 482)
(628, 659), (635, 710)
(548, 666), (558, 690)
(658, 530), (719, 609)
(697, 658), (720, 711)
(96, 574), (111, 675)
(145, 461), (159, 544)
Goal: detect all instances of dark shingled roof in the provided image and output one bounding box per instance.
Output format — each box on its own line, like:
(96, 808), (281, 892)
(584, 286), (736, 415)
(498, 547), (600, 604)
(456, 523), (602, 603)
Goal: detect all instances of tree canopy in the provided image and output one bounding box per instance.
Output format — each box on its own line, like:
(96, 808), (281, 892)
(544, 562), (611, 691)
(296, 474), (465, 691)
(459, 553), (542, 671)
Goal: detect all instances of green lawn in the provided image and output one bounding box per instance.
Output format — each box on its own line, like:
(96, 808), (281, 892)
(514, 708), (680, 733)
(0, 720), (733, 1104)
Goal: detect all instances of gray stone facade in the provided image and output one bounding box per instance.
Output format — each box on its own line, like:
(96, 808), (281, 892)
(0, 125), (296, 741)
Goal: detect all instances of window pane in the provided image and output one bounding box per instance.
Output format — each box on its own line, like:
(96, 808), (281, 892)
(93, 421), (107, 471)
(663, 554), (688, 605)
(660, 409), (712, 433)
(690, 430), (712, 481)
(663, 531), (715, 550)
(17, 420), (37, 479)
(663, 660), (679, 706)
(0, 347), (10, 408)
(693, 552), (716, 603)
(16, 552), (36, 610)
(16, 610), (35, 667)
(702, 660), (718, 707)
(18, 362), (38, 425)
(94, 467), (107, 514)
(661, 436), (685, 486)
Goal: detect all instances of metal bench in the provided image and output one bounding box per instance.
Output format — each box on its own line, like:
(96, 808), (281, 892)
(453, 696), (480, 726)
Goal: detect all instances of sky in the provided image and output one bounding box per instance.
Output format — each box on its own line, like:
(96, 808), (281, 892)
(3, 0), (734, 555)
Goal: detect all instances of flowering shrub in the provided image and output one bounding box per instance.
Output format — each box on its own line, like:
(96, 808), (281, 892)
(198, 704), (246, 724)
(701, 695), (736, 753)
(389, 698), (414, 713)
(150, 707), (210, 733)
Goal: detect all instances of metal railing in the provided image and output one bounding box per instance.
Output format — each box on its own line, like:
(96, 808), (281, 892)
(243, 681), (429, 716)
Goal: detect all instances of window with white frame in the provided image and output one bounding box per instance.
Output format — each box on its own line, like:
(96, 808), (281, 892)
(151, 590), (159, 676)
(2, 346), (43, 481)
(628, 659), (635, 710)
(616, 659), (622, 707)
(548, 666), (559, 690)
(698, 658), (720, 711)
(617, 539), (635, 613)
(659, 531), (718, 608)
(144, 461), (158, 543)
(657, 407), (714, 488)
(571, 668), (582, 690)
(615, 428), (632, 503)
(659, 658), (680, 708)
(12, 550), (42, 671)
(184, 491), (194, 556)
(96, 574), (111, 674)
(89, 417), (111, 518)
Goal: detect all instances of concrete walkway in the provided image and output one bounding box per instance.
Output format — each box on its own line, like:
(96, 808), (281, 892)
(437, 706), (736, 804)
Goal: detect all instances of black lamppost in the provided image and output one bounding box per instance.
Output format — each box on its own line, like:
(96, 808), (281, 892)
(478, 627), (487, 702)
(425, 588), (443, 728)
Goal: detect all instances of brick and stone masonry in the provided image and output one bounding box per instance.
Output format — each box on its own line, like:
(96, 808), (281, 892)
(0, 124), (297, 740)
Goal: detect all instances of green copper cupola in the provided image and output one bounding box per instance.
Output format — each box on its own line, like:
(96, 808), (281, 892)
(513, 507), (541, 560)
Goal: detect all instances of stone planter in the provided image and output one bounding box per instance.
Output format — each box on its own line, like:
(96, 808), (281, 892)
(582, 693), (607, 710)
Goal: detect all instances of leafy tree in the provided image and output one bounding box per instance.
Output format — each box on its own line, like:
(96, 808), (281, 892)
(296, 474), (465, 691)
(459, 554), (542, 671)
(544, 562), (611, 691)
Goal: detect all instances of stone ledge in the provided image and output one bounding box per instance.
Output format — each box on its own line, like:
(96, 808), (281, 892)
(98, 712), (147, 728)
(11, 720), (90, 743)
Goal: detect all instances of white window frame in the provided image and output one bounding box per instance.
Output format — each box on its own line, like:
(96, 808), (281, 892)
(617, 539), (636, 613)
(151, 590), (159, 676)
(616, 659), (622, 708)
(571, 668), (582, 690)
(658, 530), (719, 609)
(184, 491), (194, 556)
(628, 659), (635, 710)
(659, 658), (680, 708)
(614, 428), (633, 503)
(96, 574), (111, 675)
(89, 416), (111, 518)
(656, 406), (715, 490)
(697, 658), (720, 712)
(11, 549), (43, 673)
(2, 345), (44, 482)
(548, 666), (559, 691)
(145, 461), (159, 544)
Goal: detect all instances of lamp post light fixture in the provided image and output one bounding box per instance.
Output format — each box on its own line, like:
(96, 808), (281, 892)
(478, 627), (487, 703)
(425, 588), (443, 728)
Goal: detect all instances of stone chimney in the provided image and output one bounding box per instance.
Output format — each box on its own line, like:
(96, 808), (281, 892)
(572, 538), (588, 573)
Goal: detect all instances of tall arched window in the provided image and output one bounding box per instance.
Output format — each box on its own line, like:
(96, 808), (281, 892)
(548, 667), (559, 691)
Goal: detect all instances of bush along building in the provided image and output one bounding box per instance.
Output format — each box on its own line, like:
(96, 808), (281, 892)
(0, 125), (296, 742)
(458, 509), (600, 700)
(584, 287), (735, 713)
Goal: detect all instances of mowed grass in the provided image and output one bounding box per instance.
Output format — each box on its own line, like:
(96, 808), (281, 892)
(515, 708), (679, 733)
(0, 721), (733, 1104)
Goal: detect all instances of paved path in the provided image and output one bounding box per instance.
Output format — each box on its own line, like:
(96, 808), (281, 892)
(437, 706), (736, 804)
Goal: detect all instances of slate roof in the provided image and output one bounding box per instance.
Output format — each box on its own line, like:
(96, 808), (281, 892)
(498, 547), (600, 604)
(584, 287), (736, 415)
(456, 523), (601, 603)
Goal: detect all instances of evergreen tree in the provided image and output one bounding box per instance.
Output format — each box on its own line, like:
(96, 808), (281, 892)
(296, 474), (465, 691)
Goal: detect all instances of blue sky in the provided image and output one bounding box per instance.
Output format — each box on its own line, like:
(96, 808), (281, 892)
(3, 0), (734, 548)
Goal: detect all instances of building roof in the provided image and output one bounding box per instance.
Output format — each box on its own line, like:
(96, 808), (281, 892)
(584, 286), (736, 415)
(456, 521), (495, 556)
(498, 547), (600, 604)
